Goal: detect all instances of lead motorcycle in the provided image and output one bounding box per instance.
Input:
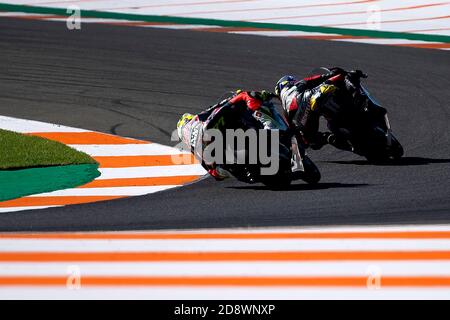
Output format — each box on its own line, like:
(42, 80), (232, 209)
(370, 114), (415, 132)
(181, 92), (321, 188)
(308, 67), (404, 162)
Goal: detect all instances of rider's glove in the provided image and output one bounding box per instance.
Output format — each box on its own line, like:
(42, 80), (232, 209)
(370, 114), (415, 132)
(347, 70), (368, 81)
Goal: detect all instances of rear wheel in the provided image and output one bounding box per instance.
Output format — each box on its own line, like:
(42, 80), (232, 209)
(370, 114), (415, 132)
(388, 136), (404, 160)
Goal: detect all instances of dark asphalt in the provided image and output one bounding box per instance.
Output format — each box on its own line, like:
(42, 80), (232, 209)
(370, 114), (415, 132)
(0, 18), (449, 231)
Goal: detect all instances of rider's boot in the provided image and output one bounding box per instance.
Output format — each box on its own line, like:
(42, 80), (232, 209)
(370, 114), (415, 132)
(327, 133), (354, 152)
(208, 166), (230, 181)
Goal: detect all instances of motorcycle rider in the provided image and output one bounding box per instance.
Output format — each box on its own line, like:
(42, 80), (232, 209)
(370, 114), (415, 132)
(177, 90), (273, 181)
(275, 68), (365, 151)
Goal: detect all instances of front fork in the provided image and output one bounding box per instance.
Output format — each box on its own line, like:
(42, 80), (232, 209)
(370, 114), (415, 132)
(291, 136), (305, 173)
(384, 114), (393, 147)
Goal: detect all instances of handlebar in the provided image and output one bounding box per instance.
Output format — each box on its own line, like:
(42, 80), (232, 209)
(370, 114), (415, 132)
(329, 67), (368, 79)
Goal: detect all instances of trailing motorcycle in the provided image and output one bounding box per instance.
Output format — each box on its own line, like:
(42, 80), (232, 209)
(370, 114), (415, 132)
(309, 67), (404, 162)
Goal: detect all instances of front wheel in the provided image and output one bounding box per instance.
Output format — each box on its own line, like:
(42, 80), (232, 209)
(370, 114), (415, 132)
(388, 136), (404, 160)
(301, 155), (321, 184)
(365, 134), (404, 162)
(292, 155), (321, 184)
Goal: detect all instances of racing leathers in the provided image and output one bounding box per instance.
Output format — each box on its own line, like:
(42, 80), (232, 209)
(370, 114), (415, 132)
(177, 91), (272, 181)
(279, 70), (345, 150)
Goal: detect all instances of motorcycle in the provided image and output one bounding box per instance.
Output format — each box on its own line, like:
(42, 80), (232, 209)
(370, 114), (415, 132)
(183, 93), (321, 188)
(309, 67), (404, 162)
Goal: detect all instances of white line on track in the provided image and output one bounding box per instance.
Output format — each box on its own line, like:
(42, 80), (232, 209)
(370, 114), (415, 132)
(69, 144), (191, 156)
(1, 287), (449, 300)
(152, 225), (450, 233)
(27, 186), (180, 197)
(0, 206), (62, 213)
(97, 165), (205, 179)
(2, 239), (450, 252)
(0, 116), (86, 133)
(146, 24), (222, 29)
(1, 261), (450, 277)
(229, 31), (342, 37)
(332, 38), (447, 45)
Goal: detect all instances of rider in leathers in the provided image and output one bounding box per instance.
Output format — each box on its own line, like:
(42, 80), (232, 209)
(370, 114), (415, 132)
(177, 90), (273, 181)
(275, 68), (366, 151)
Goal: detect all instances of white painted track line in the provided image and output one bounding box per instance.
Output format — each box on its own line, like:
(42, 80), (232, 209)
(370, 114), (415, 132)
(0, 206), (62, 213)
(1, 261), (450, 277)
(28, 186), (181, 197)
(0, 116), (86, 133)
(69, 144), (190, 156)
(2, 239), (450, 252)
(1, 287), (450, 300)
(98, 165), (205, 179)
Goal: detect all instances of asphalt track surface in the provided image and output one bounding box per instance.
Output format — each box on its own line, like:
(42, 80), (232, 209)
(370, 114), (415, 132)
(0, 18), (449, 232)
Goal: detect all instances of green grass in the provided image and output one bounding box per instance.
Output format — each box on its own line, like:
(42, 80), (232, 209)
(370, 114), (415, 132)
(0, 129), (97, 170)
